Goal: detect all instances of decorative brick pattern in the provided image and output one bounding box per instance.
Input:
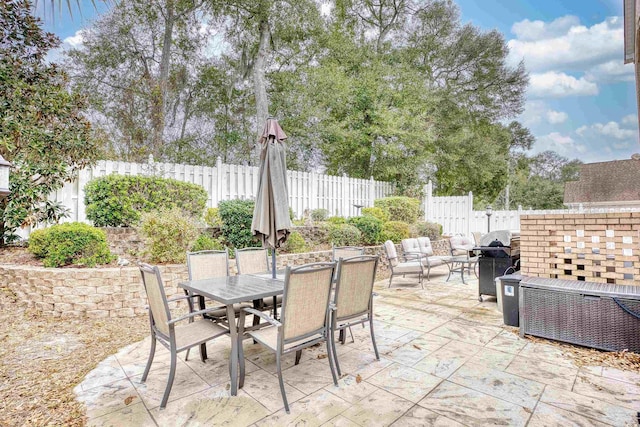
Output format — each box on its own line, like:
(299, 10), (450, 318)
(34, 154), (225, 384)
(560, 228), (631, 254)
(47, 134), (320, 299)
(520, 213), (640, 285)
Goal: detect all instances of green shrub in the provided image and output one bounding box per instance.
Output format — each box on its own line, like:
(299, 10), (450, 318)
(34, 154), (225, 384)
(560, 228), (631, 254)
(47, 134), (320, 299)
(361, 207), (389, 222)
(329, 224), (362, 246)
(381, 221), (410, 243)
(282, 231), (309, 253)
(28, 222), (115, 267)
(204, 208), (222, 227)
(191, 233), (225, 252)
(410, 221), (442, 240)
(139, 208), (200, 263)
(374, 196), (421, 223)
(310, 208), (329, 222)
(347, 215), (383, 245)
(84, 174), (208, 227)
(327, 216), (346, 225)
(218, 199), (257, 249)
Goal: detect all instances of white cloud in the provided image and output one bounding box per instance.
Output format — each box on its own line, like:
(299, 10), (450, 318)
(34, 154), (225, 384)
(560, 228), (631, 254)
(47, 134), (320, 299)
(585, 60), (635, 83)
(546, 110), (568, 124)
(507, 16), (623, 74)
(45, 29), (85, 64)
(622, 114), (638, 126)
(578, 121), (638, 140)
(529, 72), (598, 98)
(535, 132), (587, 157)
(511, 15), (580, 41)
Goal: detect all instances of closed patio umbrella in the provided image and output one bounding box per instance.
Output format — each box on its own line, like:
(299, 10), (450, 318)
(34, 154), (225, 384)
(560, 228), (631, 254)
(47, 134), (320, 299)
(252, 117), (292, 277)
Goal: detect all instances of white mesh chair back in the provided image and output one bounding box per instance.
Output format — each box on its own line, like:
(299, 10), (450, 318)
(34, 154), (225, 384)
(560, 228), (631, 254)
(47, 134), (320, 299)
(383, 241), (399, 267)
(187, 249), (229, 280)
(235, 247), (269, 274)
(332, 246), (365, 262)
(139, 263), (171, 336)
(334, 256), (378, 320)
(417, 237), (434, 255)
(280, 263), (334, 341)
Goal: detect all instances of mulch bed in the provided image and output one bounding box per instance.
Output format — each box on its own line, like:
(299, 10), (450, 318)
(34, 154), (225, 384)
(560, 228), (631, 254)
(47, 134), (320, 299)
(0, 278), (148, 426)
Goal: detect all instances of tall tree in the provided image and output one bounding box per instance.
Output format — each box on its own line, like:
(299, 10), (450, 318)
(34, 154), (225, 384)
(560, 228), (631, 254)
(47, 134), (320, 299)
(0, 0), (101, 244)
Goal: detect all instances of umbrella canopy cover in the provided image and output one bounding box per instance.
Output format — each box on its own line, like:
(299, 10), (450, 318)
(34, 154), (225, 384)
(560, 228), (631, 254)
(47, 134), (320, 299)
(252, 119), (292, 249)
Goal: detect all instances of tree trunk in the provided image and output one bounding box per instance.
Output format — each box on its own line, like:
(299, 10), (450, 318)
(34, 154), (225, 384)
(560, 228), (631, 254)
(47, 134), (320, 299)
(253, 18), (270, 164)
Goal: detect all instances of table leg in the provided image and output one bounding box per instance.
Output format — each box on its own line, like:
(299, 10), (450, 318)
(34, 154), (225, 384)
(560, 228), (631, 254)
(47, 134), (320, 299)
(445, 261), (453, 282)
(227, 304), (238, 396)
(197, 295), (208, 361)
(460, 263), (466, 284)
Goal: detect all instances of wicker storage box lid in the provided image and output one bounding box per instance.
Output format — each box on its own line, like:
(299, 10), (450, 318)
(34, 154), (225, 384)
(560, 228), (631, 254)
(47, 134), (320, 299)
(520, 277), (640, 300)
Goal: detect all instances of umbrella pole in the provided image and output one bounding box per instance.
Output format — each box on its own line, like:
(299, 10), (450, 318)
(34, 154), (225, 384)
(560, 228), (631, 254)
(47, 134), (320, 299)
(271, 250), (277, 279)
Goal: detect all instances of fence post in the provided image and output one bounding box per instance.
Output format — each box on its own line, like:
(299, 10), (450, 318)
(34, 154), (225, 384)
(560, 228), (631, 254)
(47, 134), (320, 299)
(215, 157), (223, 206)
(369, 176), (375, 207)
(467, 191), (473, 236)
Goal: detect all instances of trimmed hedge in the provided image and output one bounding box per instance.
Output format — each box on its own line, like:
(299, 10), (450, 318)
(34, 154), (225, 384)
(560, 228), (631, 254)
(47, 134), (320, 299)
(361, 207), (389, 222)
(374, 196), (421, 223)
(84, 174), (208, 227)
(28, 222), (115, 267)
(381, 221), (410, 243)
(139, 208), (200, 263)
(410, 221), (442, 241)
(329, 224), (362, 246)
(218, 199), (257, 249)
(310, 208), (329, 222)
(347, 215), (383, 245)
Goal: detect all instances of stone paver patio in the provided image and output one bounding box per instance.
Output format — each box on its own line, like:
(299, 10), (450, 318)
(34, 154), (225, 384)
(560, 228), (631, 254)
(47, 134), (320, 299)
(75, 268), (640, 426)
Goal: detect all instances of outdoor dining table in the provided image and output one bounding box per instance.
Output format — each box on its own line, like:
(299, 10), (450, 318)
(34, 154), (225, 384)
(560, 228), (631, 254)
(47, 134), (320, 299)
(178, 274), (284, 395)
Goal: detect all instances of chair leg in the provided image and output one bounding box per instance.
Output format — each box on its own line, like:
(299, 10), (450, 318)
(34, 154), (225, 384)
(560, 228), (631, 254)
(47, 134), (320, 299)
(388, 274), (393, 288)
(369, 315), (380, 360)
(160, 348), (177, 409)
(141, 335), (156, 382)
(276, 352), (290, 413)
(238, 333), (245, 389)
(294, 350), (302, 365)
(326, 337), (338, 386)
(330, 325), (341, 376)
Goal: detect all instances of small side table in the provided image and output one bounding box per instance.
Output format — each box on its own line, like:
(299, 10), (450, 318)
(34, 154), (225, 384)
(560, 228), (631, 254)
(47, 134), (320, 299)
(446, 256), (478, 284)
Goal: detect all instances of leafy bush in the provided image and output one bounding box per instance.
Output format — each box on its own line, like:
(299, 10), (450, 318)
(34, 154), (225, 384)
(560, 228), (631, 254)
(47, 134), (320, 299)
(361, 207), (389, 222)
(374, 197), (421, 223)
(218, 199), (257, 249)
(329, 224), (362, 246)
(410, 221), (442, 241)
(84, 174), (208, 227)
(204, 208), (222, 227)
(327, 216), (346, 225)
(310, 209), (329, 222)
(282, 231), (309, 253)
(381, 221), (410, 243)
(28, 222), (115, 267)
(191, 233), (225, 252)
(347, 215), (383, 245)
(139, 208), (200, 263)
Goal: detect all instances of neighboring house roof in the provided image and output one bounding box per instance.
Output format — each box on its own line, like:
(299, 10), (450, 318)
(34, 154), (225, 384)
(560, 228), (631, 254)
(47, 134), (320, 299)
(564, 158), (640, 204)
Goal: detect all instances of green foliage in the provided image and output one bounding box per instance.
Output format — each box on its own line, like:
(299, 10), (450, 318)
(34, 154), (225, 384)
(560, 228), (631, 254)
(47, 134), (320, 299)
(327, 216), (346, 225)
(310, 209), (329, 222)
(28, 222), (115, 268)
(84, 174), (208, 227)
(204, 208), (222, 227)
(328, 224), (362, 247)
(139, 208), (200, 263)
(347, 216), (383, 245)
(361, 207), (388, 222)
(191, 233), (225, 252)
(218, 199), (257, 249)
(0, 0), (101, 244)
(380, 221), (410, 243)
(282, 231), (308, 253)
(410, 222), (442, 241)
(374, 197), (421, 224)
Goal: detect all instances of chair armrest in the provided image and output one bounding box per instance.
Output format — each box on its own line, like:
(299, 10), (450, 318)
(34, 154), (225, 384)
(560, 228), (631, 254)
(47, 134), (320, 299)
(243, 307), (282, 328)
(167, 294), (198, 303)
(403, 252), (424, 262)
(168, 306), (230, 325)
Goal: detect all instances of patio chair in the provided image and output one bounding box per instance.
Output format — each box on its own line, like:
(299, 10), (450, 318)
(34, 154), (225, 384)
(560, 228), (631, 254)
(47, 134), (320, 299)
(332, 246), (365, 261)
(237, 262), (338, 413)
(383, 240), (424, 288)
(235, 247), (282, 320)
(185, 250), (252, 360)
(472, 231), (483, 247)
(401, 237), (448, 281)
(449, 235), (475, 257)
(138, 263), (228, 409)
(330, 255), (379, 376)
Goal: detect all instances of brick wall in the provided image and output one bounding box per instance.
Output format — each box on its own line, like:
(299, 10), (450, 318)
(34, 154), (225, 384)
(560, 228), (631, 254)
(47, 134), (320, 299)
(520, 213), (640, 285)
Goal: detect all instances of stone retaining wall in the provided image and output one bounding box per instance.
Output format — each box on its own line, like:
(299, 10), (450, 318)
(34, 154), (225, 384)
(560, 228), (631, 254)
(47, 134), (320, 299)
(1, 239), (449, 318)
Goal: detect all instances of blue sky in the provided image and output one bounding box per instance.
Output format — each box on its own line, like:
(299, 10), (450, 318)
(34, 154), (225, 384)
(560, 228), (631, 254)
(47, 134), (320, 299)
(41, 0), (639, 164)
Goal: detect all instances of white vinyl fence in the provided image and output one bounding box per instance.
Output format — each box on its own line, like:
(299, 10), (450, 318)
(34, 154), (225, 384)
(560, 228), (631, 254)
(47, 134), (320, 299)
(50, 157), (394, 225)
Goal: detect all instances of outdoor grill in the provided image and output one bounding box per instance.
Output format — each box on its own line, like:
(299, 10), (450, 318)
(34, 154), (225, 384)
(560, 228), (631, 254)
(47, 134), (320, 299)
(474, 230), (520, 302)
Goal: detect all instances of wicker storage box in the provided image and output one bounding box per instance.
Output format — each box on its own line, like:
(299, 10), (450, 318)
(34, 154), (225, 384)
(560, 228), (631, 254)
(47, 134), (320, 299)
(519, 277), (640, 352)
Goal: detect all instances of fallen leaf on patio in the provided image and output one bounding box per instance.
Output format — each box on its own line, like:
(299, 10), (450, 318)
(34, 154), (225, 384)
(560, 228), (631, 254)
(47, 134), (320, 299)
(317, 354), (327, 359)
(412, 344), (421, 350)
(355, 374), (362, 383)
(124, 396), (136, 406)
(523, 407), (532, 414)
(226, 383), (230, 390)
